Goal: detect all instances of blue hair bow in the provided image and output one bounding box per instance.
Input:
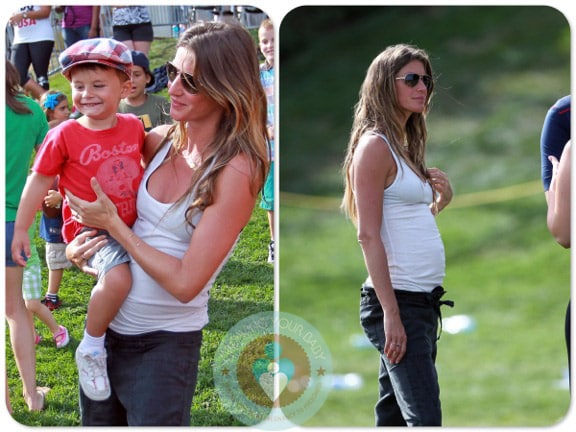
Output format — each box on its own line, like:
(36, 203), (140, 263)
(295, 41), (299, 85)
(43, 93), (62, 110)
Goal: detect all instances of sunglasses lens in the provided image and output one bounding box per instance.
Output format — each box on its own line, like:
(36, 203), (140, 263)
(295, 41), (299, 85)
(181, 73), (198, 94)
(166, 62), (177, 81)
(404, 73), (419, 87)
(422, 75), (432, 89)
(166, 62), (198, 94)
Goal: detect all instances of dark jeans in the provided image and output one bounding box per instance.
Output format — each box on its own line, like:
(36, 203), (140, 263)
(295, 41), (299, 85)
(80, 328), (202, 426)
(62, 25), (90, 48)
(360, 284), (453, 426)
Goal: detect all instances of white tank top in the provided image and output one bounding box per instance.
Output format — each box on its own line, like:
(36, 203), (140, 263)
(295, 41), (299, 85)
(110, 142), (235, 334)
(365, 133), (445, 293)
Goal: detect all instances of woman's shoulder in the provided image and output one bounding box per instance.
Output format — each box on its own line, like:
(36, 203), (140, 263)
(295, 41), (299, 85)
(142, 124), (173, 163)
(226, 152), (253, 176)
(357, 132), (392, 155)
(17, 95), (44, 114)
(354, 132), (397, 172)
(217, 153), (262, 197)
(147, 124), (173, 142)
(8, 96), (48, 134)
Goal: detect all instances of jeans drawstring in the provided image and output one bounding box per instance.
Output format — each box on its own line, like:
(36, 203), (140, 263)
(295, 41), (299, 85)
(428, 286), (454, 340)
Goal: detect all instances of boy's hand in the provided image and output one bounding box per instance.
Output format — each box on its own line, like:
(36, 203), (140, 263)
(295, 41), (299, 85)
(11, 228), (31, 267)
(65, 229), (106, 278)
(44, 189), (62, 208)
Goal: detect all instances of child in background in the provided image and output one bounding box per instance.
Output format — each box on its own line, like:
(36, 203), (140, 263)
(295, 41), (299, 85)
(38, 177), (69, 311)
(11, 38), (145, 402)
(23, 222), (70, 349)
(40, 91), (71, 128)
(258, 18), (275, 263)
(39, 91), (73, 311)
(118, 50), (171, 131)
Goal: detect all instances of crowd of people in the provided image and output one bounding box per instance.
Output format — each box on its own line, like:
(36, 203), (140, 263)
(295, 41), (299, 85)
(5, 6), (274, 425)
(7, 5), (568, 429)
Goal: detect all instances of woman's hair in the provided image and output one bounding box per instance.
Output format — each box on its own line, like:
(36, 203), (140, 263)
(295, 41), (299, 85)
(5, 59), (31, 114)
(39, 90), (68, 121)
(341, 44), (434, 224)
(167, 21), (269, 225)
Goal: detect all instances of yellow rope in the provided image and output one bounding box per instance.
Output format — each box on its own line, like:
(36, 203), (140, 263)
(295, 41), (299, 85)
(280, 180), (544, 211)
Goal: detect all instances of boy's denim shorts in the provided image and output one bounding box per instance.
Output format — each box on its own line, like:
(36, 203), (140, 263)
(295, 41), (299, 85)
(86, 232), (130, 281)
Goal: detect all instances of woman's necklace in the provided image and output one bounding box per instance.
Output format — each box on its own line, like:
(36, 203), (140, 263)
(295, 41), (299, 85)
(179, 149), (203, 169)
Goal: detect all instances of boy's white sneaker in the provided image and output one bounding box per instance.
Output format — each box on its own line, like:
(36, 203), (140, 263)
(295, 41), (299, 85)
(75, 348), (111, 401)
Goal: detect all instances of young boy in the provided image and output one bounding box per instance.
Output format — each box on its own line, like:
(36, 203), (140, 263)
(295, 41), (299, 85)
(11, 38), (145, 402)
(118, 50), (171, 131)
(258, 18), (275, 263)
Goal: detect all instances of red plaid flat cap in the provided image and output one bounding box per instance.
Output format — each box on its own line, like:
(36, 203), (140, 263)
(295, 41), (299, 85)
(59, 38), (133, 80)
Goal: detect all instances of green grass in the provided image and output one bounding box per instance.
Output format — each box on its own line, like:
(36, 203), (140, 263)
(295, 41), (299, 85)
(280, 199), (570, 427)
(279, 5), (571, 428)
(7, 208), (273, 427)
(6, 35), (273, 426)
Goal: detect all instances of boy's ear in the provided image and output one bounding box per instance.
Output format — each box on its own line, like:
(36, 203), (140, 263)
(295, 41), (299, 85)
(120, 78), (132, 97)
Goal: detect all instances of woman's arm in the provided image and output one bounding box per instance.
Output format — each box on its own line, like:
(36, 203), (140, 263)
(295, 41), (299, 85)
(10, 6), (52, 25)
(89, 6), (101, 38)
(67, 155), (260, 303)
(546, 141), (571, 248)
(352, 135), (406, 364)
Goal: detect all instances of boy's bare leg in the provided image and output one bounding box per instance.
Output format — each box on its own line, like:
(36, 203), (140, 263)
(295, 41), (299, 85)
(84, 263), (132, 338)
(75, 263), (132, 401)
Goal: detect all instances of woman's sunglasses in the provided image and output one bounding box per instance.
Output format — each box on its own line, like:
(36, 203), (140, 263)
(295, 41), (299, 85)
(395, 73), (432, 90)
(165, 61), (199, 94)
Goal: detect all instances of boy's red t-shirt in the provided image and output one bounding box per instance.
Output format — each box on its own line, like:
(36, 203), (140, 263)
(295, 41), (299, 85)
(33, 113), (145, 243)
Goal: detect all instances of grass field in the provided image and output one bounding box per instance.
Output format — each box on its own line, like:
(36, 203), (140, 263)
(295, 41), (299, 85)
(279, 5), (572, 428)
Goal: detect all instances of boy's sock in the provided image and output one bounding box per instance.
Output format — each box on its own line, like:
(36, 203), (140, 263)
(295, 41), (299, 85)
(46, 293), (58, 301)
(78, 330), (106, 355)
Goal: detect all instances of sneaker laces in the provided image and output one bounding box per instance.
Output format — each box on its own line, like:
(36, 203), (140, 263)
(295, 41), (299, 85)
(79, 352), (109, 390)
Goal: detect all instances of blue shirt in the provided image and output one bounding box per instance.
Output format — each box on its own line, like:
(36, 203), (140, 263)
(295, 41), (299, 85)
(540, 95), (570, 191)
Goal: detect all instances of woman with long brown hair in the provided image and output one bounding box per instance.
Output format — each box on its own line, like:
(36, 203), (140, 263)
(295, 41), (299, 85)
(342, 44), (453, 426)
(64, 21), (269, 425)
